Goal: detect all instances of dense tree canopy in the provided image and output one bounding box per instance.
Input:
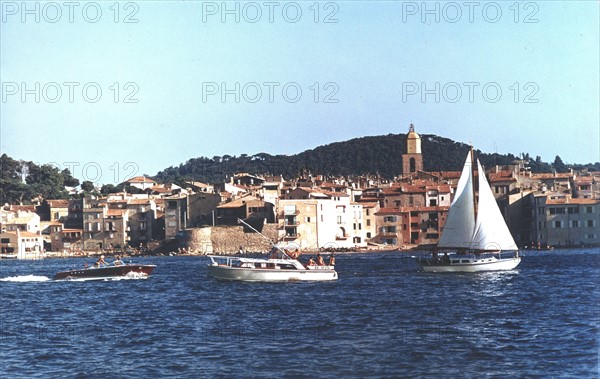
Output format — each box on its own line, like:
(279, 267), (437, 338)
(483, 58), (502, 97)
(0, 154), (79, 204)
(154, 133), (596, 184)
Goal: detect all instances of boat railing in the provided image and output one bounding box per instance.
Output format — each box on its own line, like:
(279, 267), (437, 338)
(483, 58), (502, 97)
(208, 256), (241, 267)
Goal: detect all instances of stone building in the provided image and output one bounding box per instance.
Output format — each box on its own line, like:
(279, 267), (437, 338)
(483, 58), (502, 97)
(402, 124), (424, 175)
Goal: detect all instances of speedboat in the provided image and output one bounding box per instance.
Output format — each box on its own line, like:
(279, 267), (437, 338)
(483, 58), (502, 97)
(207, 247), (337, 282)
(54, 262), (156, 281)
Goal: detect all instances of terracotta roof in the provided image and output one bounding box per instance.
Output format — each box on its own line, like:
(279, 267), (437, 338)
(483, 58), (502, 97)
(360, 202), (379, 208)
(574, 176), (595, 183)
(546, 197), (599, 205)
(217, 195), (262, 208)
(108, 199), (128, 204)
(127, 176), (156, 184)
(375, 207), (403, 215)
(106, 209), (127, 217)
(531, 173), (573, 180)
(47, 199), (69, 208)
(186, 181), (213, 188)
(128, 198), (152, 205)
(428, 171), (461, 179)
(19, 231), (42, 238)
(488, 171), (517, 183)
(9, 205), (37, 212)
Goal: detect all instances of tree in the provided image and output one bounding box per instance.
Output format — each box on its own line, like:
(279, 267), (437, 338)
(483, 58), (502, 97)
(100, 184), (120, 195)
(552, 155), (569, 173)
(81, 181), (95, 192)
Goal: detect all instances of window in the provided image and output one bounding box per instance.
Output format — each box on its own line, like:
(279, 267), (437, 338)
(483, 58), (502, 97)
(587, 220), (595, 227)
(568, 207), (579, 214)
(554, 221), (562, 228)
(585, 206), (593, 213)
(571, 220), (579, 227)
(337, 216), (342, 224)
(366, 209), (370, 216)
(366, 220), (371, 226)
(366, 232), (371, 238)
(305, 217), (311, 223)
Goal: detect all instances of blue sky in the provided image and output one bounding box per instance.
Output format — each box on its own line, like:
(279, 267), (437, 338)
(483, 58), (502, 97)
(1, 1), (598, 184)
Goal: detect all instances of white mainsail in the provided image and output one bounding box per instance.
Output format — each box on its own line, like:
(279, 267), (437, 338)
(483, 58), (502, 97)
(437, 154), (475, 249)
(437, 151), (517, 251)
(471, 160), (518, 251)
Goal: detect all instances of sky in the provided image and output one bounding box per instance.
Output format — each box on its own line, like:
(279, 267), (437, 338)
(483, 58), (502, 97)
(1, 0), (599, 184)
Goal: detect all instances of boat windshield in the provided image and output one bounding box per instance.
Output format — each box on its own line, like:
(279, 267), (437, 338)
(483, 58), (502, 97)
(267, 247), (293, 260)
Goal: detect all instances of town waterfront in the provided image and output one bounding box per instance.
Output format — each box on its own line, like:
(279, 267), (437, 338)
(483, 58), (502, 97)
(1, 249), (598, 378)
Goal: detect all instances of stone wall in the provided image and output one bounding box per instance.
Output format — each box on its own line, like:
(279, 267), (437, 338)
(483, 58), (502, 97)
(185, 224), (279, 255)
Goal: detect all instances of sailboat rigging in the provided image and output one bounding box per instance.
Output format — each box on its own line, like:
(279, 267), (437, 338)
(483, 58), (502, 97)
(419, 148), (522, 272)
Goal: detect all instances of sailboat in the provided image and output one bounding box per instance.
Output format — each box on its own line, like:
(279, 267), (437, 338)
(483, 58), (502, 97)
(419, 148), (521, 272)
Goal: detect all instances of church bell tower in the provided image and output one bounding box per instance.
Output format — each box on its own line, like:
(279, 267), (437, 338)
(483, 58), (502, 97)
(402, 124), (424, 175)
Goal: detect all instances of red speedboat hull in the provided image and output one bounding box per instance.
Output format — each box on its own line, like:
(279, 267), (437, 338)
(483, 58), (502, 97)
(53, 264), (156, 280)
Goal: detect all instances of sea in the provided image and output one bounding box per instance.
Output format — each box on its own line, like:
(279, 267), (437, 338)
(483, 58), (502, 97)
(0, 248), (598, 378)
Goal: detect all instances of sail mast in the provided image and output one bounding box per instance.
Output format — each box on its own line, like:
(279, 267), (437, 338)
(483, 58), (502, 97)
(470, 147), (478, 229)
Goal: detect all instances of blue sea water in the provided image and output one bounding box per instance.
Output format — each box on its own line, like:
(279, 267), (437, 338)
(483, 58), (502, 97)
(0, 249), (598, 378)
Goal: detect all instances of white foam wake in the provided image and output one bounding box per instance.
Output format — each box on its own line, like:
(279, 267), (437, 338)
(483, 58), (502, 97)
(0, 275), (51, 282)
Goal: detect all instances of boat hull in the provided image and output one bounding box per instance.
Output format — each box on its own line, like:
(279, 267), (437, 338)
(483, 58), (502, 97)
(207, 265), (338, 282)
(421, 257), (521, 273)
(53, 264), (156, 281)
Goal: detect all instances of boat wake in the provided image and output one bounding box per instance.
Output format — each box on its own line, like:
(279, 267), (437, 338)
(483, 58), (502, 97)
(0, 275), (51, 282)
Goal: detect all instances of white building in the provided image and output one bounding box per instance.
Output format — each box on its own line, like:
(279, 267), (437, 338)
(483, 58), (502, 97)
(0, 230), (44, 259)
(278, 188), (367, 250)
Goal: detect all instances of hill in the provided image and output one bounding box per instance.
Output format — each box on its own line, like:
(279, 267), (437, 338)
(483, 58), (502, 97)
(153, 133), (599, 184)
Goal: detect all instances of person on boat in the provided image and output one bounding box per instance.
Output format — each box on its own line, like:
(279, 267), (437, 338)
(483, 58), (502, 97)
(307, 257), (316, 266)
(113, 255), (123, 266)
(316, 253), (324, 266)
(442, 253), (450, 264)
(328, 254), (336, 266)
(95, 255), (106, 266)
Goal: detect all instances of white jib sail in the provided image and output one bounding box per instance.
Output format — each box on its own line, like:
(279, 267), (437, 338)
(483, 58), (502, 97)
(471, 160), (518, 251)
(437, 154), (476, 248)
